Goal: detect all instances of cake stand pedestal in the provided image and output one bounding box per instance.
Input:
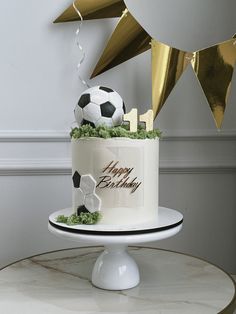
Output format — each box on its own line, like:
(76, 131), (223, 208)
(48, 207), (183, 290)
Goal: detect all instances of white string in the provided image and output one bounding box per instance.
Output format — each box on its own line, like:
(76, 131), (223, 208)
(73, 1), (90, 89)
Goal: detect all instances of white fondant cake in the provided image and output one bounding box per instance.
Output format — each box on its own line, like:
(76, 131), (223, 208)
(72, 137), (159, 226)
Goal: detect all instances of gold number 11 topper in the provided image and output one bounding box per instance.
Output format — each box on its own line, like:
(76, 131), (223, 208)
(123, 109), (154, 132)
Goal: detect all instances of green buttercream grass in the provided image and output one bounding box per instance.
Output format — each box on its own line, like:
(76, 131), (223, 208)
(70, 124), (161, 140)
(56, 212), (102, 225)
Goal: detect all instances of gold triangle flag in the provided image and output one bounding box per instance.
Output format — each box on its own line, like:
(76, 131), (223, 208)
(152, 39), (192, 119)
(91, 9), (152, 78)
(191, 37), (236, 129)
(54, 0), (126, 23)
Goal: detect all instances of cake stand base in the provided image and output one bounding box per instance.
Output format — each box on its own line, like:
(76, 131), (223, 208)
(48, 207), (183, 290)
(92, 245), (139, 290)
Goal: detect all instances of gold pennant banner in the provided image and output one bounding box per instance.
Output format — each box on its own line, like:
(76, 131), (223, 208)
(191, 38), (236, 129)
(54, 2), (236, 128)
(91, 9), (151, 78)
(152, 39), (193, 119)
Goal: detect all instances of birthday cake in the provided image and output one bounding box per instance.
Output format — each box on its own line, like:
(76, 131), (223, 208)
(57, 86), (160, 226)
(71, 134), (159, 226)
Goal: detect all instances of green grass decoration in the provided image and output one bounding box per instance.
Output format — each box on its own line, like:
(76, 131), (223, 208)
(70, 124), (161, 140)
(56, 211), (102, 225)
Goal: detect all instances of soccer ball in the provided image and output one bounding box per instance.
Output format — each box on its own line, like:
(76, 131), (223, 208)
(74, 86), (126, 128)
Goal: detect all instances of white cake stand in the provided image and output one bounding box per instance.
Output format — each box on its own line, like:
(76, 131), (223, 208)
(48, 207), (183, 290)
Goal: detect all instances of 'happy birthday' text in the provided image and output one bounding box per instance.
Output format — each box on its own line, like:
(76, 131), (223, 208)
(96, 161), (142, 193)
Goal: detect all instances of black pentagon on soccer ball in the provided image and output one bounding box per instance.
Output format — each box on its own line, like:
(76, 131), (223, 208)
(77, 205), (90, 215)
(78, 94), (90, 108)
(72, 171), (81, 188)
(81, 119), (96, 128)
(100, 101), (116, 118)
(99, 86), (114, 93)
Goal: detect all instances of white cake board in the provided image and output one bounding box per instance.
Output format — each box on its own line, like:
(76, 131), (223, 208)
(48, 207), (183, 290)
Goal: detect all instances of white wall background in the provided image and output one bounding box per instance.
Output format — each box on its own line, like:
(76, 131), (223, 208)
(0, 0), (235, 273)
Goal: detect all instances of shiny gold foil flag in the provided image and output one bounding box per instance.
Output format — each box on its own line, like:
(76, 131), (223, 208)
(54, 0), (126, 23)
(191, 37), (236, 129)
(91, 9), (151, 78)
(152, 39), (193, 118)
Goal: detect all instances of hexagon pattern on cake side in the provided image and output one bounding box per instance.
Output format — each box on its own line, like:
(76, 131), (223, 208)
(80, 175), (96, 195)
(72, 171), (81, 188)
(85, 194), (101, 213)
(72, 171), (101, 214)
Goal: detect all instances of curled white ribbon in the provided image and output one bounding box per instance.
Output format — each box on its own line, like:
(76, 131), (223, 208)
(73, 1), (90, 89)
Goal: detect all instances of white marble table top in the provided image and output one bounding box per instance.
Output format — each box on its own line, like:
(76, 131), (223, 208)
(0, 247), (235, 314)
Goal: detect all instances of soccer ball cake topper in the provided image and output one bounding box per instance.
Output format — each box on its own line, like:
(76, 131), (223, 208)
(74, 86), (126, 128)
